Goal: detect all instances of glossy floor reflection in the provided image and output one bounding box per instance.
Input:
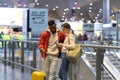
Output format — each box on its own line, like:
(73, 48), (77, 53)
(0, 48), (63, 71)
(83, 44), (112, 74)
(0, 63), (31, 80)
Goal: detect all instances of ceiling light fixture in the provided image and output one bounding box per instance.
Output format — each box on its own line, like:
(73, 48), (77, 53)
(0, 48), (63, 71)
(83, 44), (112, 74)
(55, 6), (58, 9)
(45, 4), (48, 7)
(77, 7), (80, 9)
(36, 3), (39, 5)
(35, 0), (38, 3)
(89, 10), (92, 12)
(74, 2), (77, 5)
(53, 8), (56, 11)
(89, 3), (93, 6)
(80, 13), (83, 15)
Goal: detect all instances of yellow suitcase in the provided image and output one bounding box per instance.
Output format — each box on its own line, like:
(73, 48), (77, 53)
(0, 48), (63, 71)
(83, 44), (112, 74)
(32, 71), (46, 80)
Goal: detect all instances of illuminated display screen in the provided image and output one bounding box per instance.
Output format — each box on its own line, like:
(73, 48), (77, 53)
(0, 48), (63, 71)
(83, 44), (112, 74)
(0, 8), (26, 26)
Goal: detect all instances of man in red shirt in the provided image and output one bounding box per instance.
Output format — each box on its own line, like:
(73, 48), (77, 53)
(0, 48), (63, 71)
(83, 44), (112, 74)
(39, 20), (66, 80)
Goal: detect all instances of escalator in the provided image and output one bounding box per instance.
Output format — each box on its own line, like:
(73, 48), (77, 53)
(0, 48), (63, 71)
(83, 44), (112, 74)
(85, 53), (115, 80)
(107, 53), (120, 72)
(104, 53), (120, 80)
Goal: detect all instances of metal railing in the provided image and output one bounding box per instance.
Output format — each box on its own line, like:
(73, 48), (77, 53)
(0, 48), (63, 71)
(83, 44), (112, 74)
(0, 39), (40, 72)
(80, 44), (120, 80)
(1, 39), (120, 80)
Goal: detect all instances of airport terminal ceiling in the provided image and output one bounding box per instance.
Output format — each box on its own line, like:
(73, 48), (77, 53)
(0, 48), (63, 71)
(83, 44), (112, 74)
(0, 0), (120, 22)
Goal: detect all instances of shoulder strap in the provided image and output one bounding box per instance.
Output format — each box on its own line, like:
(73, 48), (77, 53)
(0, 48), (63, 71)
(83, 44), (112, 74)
(68, 35), (70, 44)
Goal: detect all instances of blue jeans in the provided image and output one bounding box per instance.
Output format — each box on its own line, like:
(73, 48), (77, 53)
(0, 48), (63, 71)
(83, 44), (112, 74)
(58, 52), (70, 80)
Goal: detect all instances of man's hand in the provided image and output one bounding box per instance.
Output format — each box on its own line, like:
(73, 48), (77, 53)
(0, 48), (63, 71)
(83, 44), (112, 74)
(40, 48), (45, 53)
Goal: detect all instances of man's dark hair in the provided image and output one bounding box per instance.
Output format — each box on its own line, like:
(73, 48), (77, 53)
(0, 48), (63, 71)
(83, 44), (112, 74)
(48, 20), (55, 26)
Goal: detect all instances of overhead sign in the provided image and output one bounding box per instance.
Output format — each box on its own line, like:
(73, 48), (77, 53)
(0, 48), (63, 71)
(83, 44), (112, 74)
(83, 23), (94, 31)
(29, 9), (48, 33)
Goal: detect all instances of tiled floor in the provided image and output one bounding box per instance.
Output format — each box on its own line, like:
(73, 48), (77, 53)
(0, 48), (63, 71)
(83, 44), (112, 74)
(0, 63), (32, 80)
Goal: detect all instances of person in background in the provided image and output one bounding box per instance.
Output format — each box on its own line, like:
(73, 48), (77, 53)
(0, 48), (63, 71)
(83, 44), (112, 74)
(57, 23), (75, 80)
(82, 33), (88, 44)
(78, 33), (82, 43)
(0, 31), (3, 48)
(38, 20), (66, 80)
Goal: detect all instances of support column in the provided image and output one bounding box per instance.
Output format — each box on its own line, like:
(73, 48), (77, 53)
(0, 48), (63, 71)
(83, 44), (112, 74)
(103, 0), (110, 24)
(116, 13), (120, 45)
(101, 0), (110, 41)
(96, 0), (110, 80)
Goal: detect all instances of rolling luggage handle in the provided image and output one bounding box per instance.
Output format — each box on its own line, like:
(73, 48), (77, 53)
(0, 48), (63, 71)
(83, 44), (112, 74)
(41, 58), (44, 71)
(39, 50), (44, 71)
(31, 53), (46, 80)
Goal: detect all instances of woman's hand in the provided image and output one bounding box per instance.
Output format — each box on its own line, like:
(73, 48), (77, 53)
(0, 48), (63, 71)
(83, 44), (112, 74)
(56, 43), (63, 47)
